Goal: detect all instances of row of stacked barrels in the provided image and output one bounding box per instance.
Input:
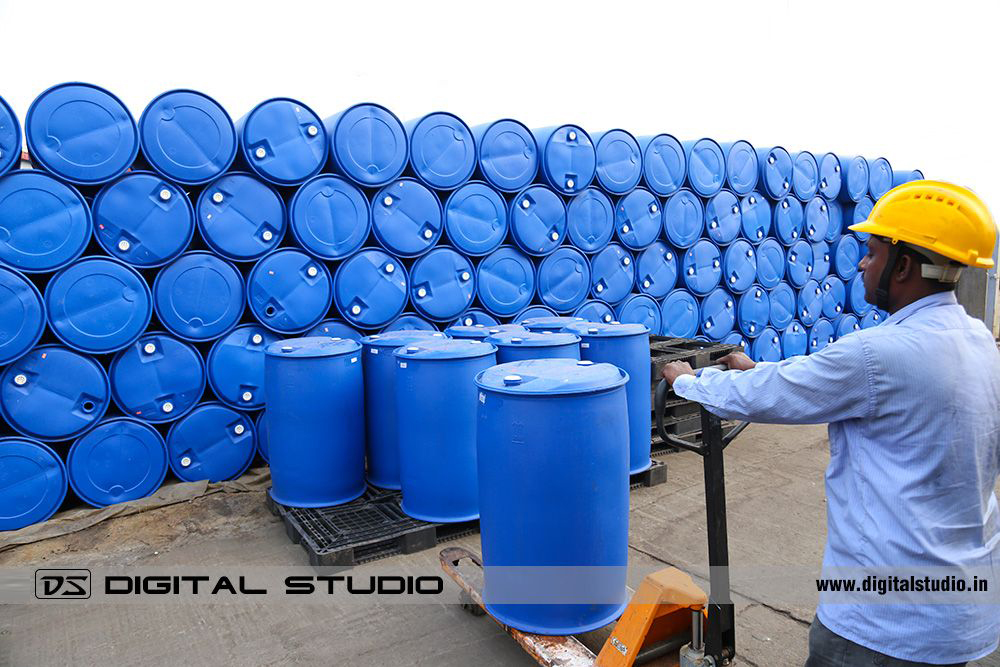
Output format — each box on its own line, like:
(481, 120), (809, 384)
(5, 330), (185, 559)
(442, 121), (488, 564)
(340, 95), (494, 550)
(0, 83), (918, 531)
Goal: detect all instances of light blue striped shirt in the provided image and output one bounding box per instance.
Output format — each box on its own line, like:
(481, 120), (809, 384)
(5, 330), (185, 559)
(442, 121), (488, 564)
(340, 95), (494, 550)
(673, 291), (1000, 663)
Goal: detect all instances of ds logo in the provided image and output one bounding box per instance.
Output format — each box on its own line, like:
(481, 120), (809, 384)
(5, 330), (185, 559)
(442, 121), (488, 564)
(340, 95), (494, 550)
(34, 569), (91, 599)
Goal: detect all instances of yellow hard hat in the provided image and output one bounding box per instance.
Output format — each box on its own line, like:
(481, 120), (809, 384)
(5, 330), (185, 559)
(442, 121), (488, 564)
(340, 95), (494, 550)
(849, 180), (996, 269)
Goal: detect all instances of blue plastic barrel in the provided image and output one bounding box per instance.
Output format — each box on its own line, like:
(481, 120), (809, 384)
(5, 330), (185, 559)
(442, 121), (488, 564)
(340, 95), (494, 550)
(383, 314), (439, 332)
(818, 153), (842, 201)
(848, 274), (872, 315)
(334, 248), (409, 329)
(406, 112), (476, 189)
(477, 246), (536, 317)
(110, 332), (205, 422)
(825, 200), (843, 243)
(891, 169), (924, 188)
(450, 309), (501, 328)
(45, 257), (152, 354)
(836, 314), (861, 339)
(791, 151), (819, 201)
(756, 146), (792, 200)
(751, 328), (782, 362)
(167, 402), (256, 483)
(533, 125), (596, 195)
(755, 238), (785, 288)
(372, 178), (443, 257)
(537, 247), (591, 313)
(256, 411), (270, 462)
(154, 252), (245, 342)
(722, 239), (757, 293)
(809, 318), (836, 354)
(737, 286), (769, 338)
(768, 282), (795, 330)
(614, 188), (661, 250)
(565, 322), (651, 473)
(207, 325), (279, 410)
(140, 89), (237, 185)
(781, 321), (808, 358)
(407, 247), (475, 322)
(26, 82), (137, 185)
(786, 240), (814, 288)
(513, 305), (558, 322)
(660, 289), (700, 338)
(574, 300), (615, 324)
(739, 192), (770, 243)
(723, 332), (748, 350)
(444, 182), (508, 256)
(861, 310), (884, 328)
(510, 185), (567, 256)
(289, 174), (369, 260)
(838, 155), (870, 203)
(521, 316), (589, 333)
(590, 244), (635, 303)
(592, 129), (642, 194)
(446, 323), (524, 340)
(833, 235), (861, 281)
(846, 197), (875, 242)
(1, 345), (109, 441)
(326, 103), (408, 187)
(0, 171), (91, 273)
(821, 276), (846, 318)
(0, 438), (67, 531)
(682, 239), (722, 296)
(395, 339), (497, 521)
(361, 330), (447, 489)
(720, 141), (758, 195)
(803, 197), (830, 243)
(0, 267), (46, 365)
(472, 119), (538, 193)
(308, 319), (362, 341)
(566, 188), (614, 253)
(705, 190), (742, 246)
(798, 280), (823, 326)
(682, 138), (725, 197)
(615, 294), (661, 335)
(811, 241), (831, 281)
(0, 94), (20, 176)
(700, 288), (735, 341)
(636, 242), (677, 298)
(475, 357), (629, 634)
(638, 134), (686, 196)
(237, 97), (325, 186)
(248, 249), (332, 334)
(660, 190), (702, 250)
(867, 157), (893, 200)
(774, 196), (804, 245)
(197, 172), (285, 261)
(93, 173), (194, 267)
(68, 418), (168, 508)
(487, 330), (580, 363)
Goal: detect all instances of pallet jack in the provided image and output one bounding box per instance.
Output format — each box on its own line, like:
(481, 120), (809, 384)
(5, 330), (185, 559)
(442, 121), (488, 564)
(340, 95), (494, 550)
(439, 367), (748, 666)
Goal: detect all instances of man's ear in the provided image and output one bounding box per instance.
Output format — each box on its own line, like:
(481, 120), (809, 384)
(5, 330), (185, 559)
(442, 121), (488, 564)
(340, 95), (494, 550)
(894, 252), (914, 282)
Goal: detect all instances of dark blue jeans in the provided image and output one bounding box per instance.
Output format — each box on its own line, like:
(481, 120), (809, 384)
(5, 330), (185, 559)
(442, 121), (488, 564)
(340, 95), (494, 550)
(804, 616), (967, 667)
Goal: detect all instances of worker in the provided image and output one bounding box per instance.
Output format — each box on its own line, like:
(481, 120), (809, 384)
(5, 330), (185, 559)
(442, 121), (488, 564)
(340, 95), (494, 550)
(662, 181), (1000, 666)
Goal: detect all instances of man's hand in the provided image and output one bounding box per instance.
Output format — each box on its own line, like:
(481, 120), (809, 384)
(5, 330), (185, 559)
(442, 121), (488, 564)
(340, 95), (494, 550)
(717, 352), (756, 371)
(661, 361), (695, 387)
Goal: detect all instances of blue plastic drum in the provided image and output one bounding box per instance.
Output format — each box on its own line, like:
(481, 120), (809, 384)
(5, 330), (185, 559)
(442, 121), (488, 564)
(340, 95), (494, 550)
(510, 185), (567, 256)
(444, 182), (508, 256)
(768, 282), (795, 330)
(720, 141), (758, 195)
(751, 328), (782, 362)
(140, 89), (237, 185)
(755, 239), (785, 288)
(590, 244), (635, 303)
(867, 157), (893, 200)
(757, 146), (792, 200)
(786, 240), (814, 288)
(533, 125), (595, 195)
(290, 174), (370, 260)
(486, 330), (579, 364)
(836, 314), (861, 339)
(809, 318), (836, 354)
(513, 305), (558, 323)
(326, 103), (408, 187)
(207, 325), (279, 410)
(838, 155), (870, 203)
(781, 321), (808, 358)
(818, 153), (842, 201)
(861, 310), (884, 328)
(111, 332), (206, 422)
(406, 112), (476, 189)
(660, 289), (700, 338)
(477, 246), (536, 317)
(737, 286), (769, 338)
(537, 247), (591, 313)
(798, 280), (823, 326)
(825, 200), (843, 243)
(739, 192), (770, 243)
(662, 188), (704, 248)
(0, 94), (20, 176)
(791, 151), (819, 201)
(0, 267), (46, 365)
(334, 249), (409, 329)
(409, 247), (476, 322)
(308, 319), (362, 341)
(892, 169), (924, 187)
(248, 249), (332, 334)
(681, 239), (722, 296)
(446, 323), (524, 340)
(68, 418), (168, 508)
(699, 288), (735, 341)
(472, 119), (538, 193)
(614, 295), (661, 335)
(256, 411), (270, 462)
(566, 188), (614, 253)
(723, 332), (748, 350)
(372, 178), (443, 257)
(638, 134), (686, 196)
(167, 402), (256, 483)
(237, 97), (326, 186)
(450, 310), (501, 328)
(197, 172), (286, 261)
(574, 300), (615, 324)
(682, 138), (725, 197)
(614, 188), (661, 250)
(722, 239), (757, 293)
(774, 197), (804, 245)
(847, 197), (875, 242)
(592, 129), (642, 194)
(0, 438), (67, 531)
(821, 276), (846, 318)
(521, 316), (588, 333)
(803, 197), (830, 242)
(811, 241), (831, 281)
(383, 314), (439, 332)
(704, 190), (741, 245)
(834, 235), (861, 281)
(154, 252), (245, 341)
(636, 242), (677, 298)
(849, 274), (872, 315)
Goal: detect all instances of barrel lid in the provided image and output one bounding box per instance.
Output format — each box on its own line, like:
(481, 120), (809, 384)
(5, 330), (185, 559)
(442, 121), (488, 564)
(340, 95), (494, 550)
(751, 327), (782, 362)
(848, 197), (875, 242)
(773, 197), (804, 245)
(821, 276), (846, 318)
(757, 146), (792, 199)
(444, 181), (508, 256)
(615, 188), (661, 250)
(0, 437), (67, 530)
(0, 171), (91, 273)
(768, 282), (795, 330)
(867, 157), (892, 200)
(93, 172), (195, 267)
(737, 286), (770, 337)
(327, 103), (408, 187)
(383, 314), (439, 332)
(803, 197), (830, 242)
(682, 138), (725, 197)
(809, 318), (835, 353)
(849, 274), (872, 315)
(574, 299), (615, 324)
(476, 246), (536, 316)
(239, 97), (325, 186)
(0, 267), (46, 365)
(1, 345), (110, 441)
(891, 169), (924, 188)
(444, 323), (521, 340)
(487, 330), (580, 348)
(791, 151), (819, 200)
(755, 239), (785, 288)
(474, 119), (538, 192)
(861, 310), (884, 328)
(406, 112), (475, 189)
(514, 305), (557, 322)
(824, 200), (843, 243)
(334, 249), (409, 328)
(786, 240), (814, 288)
(566, 188), (614, 252)
(614, 295), (661, 334)
(636, 242), (678, 298)
(593, 129), (642, 194)
(590, 244), (635, 303)
(521, 316), (588, 332)
(660, 289), (700, 338)
(394, 337), (496, 360)
(705, 190), (742, 245)
(372, 178), (443, 257)
(836, 314), (861, 339)
(563, 321), (648, 338)
(308, 319), (362, 341)
(265, 336), (361, 358)
(68, 418), (168, 508)
(739, 192), (770, 243)
(662, 188), (704, 248)
(839, 155), (869, 203)
(410, 247), (476, 322)
(290, 174), (370, 260)
(534, 125), (596, 195)
(722, 239), (757, 294)
(509, 185), (567, 256)
(700, 288), (735, 341)
(363, 329), (446, 348)
(834, 235), (861, 280)
(140, 89), (237, 185)
(810, 241), (831, 281)
(818, 153), (842, 201)
(248, 249), (332, 333)
(681, 239), (722, 296)
(153, 251), (246, 342)
(166, 403), (255, 483)
(0, 94), (20, 175)
(476, 357), (626, 395)
(45, 257), (152, 354)
(26, 82), (138, 185)
(722, 141), (758, 195)
(781, 321), (807, 357)
(197, 172), (286, 261)
(537, 247), (591, 313)
(639, 134), (686, 196)
(451, 309), (500, 328)
(206, 325), (279, 409)
(797, 280), (823, 326)
(110, 332), (206, 422)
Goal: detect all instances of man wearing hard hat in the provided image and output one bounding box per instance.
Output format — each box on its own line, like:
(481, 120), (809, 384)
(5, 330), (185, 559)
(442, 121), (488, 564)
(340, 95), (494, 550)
(663, 181), (1000, 666)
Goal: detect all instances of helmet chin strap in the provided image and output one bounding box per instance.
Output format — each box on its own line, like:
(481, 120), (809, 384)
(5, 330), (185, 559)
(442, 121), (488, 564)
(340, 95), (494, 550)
(875, 242), (900, 311)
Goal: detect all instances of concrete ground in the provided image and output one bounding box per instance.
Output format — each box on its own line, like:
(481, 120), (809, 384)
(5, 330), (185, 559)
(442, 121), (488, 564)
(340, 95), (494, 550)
(1, 423), (998, 667)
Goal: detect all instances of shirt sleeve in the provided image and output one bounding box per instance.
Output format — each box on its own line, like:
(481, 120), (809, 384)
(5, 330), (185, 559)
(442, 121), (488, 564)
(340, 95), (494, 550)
(670, 335), (875, 424)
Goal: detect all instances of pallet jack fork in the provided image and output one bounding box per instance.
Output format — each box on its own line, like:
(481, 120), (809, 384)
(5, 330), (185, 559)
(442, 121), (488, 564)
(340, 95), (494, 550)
(440, 368), (747, 667)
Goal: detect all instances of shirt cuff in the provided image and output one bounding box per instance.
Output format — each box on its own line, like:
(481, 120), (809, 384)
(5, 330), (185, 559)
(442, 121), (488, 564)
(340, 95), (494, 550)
(671, 373), (697, 399)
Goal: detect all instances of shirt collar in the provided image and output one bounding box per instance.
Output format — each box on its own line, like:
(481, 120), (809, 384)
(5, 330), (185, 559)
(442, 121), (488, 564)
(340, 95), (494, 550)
(883, 290), (958, 326)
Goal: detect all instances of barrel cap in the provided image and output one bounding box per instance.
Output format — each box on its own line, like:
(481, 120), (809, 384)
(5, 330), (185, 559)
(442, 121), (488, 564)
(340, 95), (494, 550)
(791, 151), (819, 201)
(165, 402), (255, 483)
(197, 172), (285, 262)
(444, 323), (523, 340)
(534, 125), (596, 195)
(809, 318), (836, 353)
(537, 248), (591, 313)
(797, 279), (824, 326)
(768, 282), (796, 330)
(308, 319), (362, 341)
(326, 103), (408, 187)
(660, 289), (700, 338)
(68, 418), (168, 508)
(372, 178), (443, 257)
(0, 437), (67, 530)
(849, 274), (872, 315)
(681, 239), (723, 296)
(721, 140), (758, 195)
(737, 286), (770, 337)
(394, 337), (497, 360)
(450, 309), (500, 328)
(573, 299), (615, 324)
(206, 325), (279, 409)
(781, 320), (808, 358)
(509, 185), (567, 256)
(265, 336), (361, 358)
(248, 249), (332, 334)
(836, 314), (862, 339)
(834, 235), (861, 280)
(818, 153), (842, 201)
(614, 188), (661, 250)
(444, 181), (508, 256)
(290, 175), (370, 260)
(838, 155), (869, 203)
(0, 94), (21, 176)
(410, 247), (476, 322)
(513, 305), (558, 322)
(821, 276), (847, 318)
(867, 157), (893, 200)
(486, 330), (580, 348)
(722, 239), (757, 294)
(473, 119), (537, 192)
(739, 192), (770, 243)
(110, 332), (206, 422)
(614, 294), (661, 334)
(154, 251), (245, 341)
(362, 329), (446, 348)
(662, 188), (704, 248)
(0, 267), (46, 365)
(563, 321), (648, 338)
(811, 240), (831, 281)
(593, 129), (642, 194)
(704, 190), (741, 245)
(476, 357), (627, 395)
(636, 241), (678, 298)
(755, 238), (785, 288)
(521, 316), (588, 332)
(682, 138), (725, 197)
(751, 326), (782, 362)
(334, 249), (409, 328)
(589, 244), (635, 303)
(700, 288), (736, 341)
(639, 134), (686, 196)
(803, 197), (830, 242)
(786, 240), (814, 288)
(384, 313), (438, 332)
(239, 97), (325, 186)
(406, 112), (476, 189)
(756, 146), (792, 199)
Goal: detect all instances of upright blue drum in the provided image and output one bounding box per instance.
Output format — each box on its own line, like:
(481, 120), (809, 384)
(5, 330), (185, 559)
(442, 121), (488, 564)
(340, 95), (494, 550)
(566, 188), (614, 253)
(0, 438), (67, 531)
(720, 141), (758, 196)
(521, 316), (588, 333)
(68, 418), (168, 508)
(0, 94), (20, 176)
(207, 325), (280, 410)
(406, 112), (476, 189)
(0, 267), (46, 365)
(334, 249), (409, 329)
(445, 323), (525, 340)
(472, 119), (538, 193)
(372, 178), (443, 257)
(614, 295), (661, 335)
(682, 138), (725, 197)
(537, 247), (591, 313)
(326, 103), (408, 187)
(289, 175), (370, 260)
(110, 332), (206, 422)
(487, 330), (580, 364)
(444, 182), (508, 256)
(477, 246), (536, 317)
(197, 172), (286, 262)
(409, 247), (476, 322)
(533, 125), (596, 195)
(154, 252), (245, 341)
(660, 289), (700, 338)
(248, 249), (332, 334)
(510, 185), (567, 256)
(615, 188), (661, 250)
(167, 402), (256, 483)
(592, 129), (642, 194)
(237, 97), (326, 186)
(638, 134), (685, 196)
(589, 244), (635, 303)
(636, 242), (677, 298)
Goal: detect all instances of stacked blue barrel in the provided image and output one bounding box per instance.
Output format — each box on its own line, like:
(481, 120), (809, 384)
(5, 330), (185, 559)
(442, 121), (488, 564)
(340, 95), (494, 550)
(0, 83), (917, 530)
